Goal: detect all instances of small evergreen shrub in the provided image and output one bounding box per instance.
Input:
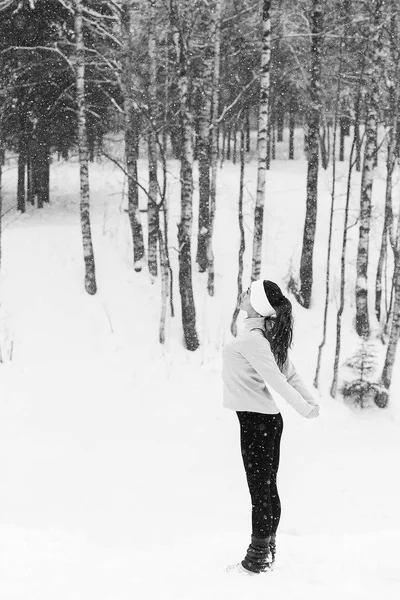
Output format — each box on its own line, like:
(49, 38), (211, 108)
(341, 338), (380, 408)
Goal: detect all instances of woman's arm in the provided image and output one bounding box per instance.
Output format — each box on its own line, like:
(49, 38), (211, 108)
(283, 359), (319, 407)
(240, 334), (317, 417)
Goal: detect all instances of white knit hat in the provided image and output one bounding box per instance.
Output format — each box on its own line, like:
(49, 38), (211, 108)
(249, 279), (276, 317)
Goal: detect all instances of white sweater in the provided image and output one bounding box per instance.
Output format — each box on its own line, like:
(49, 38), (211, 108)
(222, 317), (318, 417)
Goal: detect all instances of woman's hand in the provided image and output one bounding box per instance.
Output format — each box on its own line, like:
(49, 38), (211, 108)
(305, 405), (320, 419)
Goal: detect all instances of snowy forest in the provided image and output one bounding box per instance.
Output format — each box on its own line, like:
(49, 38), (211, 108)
(1, 0), (399, 407)
(1, 1), (400, 597)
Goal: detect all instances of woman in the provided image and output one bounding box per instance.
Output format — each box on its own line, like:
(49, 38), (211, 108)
(222, 279), (319, 574)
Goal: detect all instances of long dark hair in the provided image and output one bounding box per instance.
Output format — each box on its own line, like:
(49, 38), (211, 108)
(262, 280), (293, 370)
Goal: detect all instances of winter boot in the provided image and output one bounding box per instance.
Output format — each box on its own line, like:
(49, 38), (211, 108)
(241, 535), (272, 574)
(226, 563), (258, 575)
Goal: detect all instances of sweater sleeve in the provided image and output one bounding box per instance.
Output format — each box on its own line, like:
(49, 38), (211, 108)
(239, 333), (315, 417)
(283, 358), (319, 407)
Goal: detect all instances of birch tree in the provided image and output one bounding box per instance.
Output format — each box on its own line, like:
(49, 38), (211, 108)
(298, 0), (323, 307)
(375, 4), (398, 324)
(121, 0), (145, 271)
(17, 133), (26, 213)
(331, 126), (357, 397)
(75, 0), (97, 295)
(330, 39), (368, 397)
(251, 0), (271, 281)
(170, 0), (199, 351)
(375, 224), (400, 408)
(195, 3), (213, 274)
(355, 0), (383, 337)
(230, 120), (246, 337)
(314, 33), (343, 388)
(147, 0), (159, 277)
(207, 0), (222, 296)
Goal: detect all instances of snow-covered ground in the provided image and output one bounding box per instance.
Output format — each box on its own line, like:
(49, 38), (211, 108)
(1, 144), (400, 599)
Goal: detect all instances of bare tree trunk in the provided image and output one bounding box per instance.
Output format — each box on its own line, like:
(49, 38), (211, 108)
(271, 121), (276, 160)
(147, 0), (159, 277)
(171, 0), (199, 350)
(233, 123), (237, 164)
(314, 40), (343, 389)
(226, 123), (231, 161)
(298, 0), (323, 307)
(251, 0), (271, 281)
(158, 227), (168, 344)
(207, 0), (223, 297)
(162, 42), (169, 158)
(121, 0), (145, 271)
(161, 39), (175, 320)
(277, 102), (284, 141)
(331, 130), (357, 397)
(43, 140), (50, 203)
(0, 129), (3, 274)
(17, 135), (26, 213)
(246, 108), (251, 152)
(375, 116), (396, 324)
(158, 83), (174, 342)
(320, 116), (329, 170)
(33, 124), (50, 208)
(266, 106), (272, 170)
(221, 124), (227, 162)
(375, 8), (398, 325)
(196, 5), (213, 274)
(75, 0), (97, 295)
(376, 241), (400, 408)
(339, 106), (345, 161)
(27, 145), (34, 206)
(385, 259), (396, 335)
(231, 125), (246, 337)
(355, 119), (361, 172)
(355, 0), (383, 337)
(331, 50), (367, 396)
(289, 106), (295, 159)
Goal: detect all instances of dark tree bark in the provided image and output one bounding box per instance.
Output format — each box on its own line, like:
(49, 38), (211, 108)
(27, 147), (34, 206)
(277, 102), (284, 141)
(246, 108), (251, 152)
(339, 105), (348, 162)
(299, 0), (323, 307)
(0, 126), (3, 274)
(170, 0), (199, 350)
(320, 115), (329, 170)
(121, 0), (145, 271)
(289, 105), (295, 159)
(233, 123), (238, 164)
(147, 0), (159, 277)
(271, 122), (276, 160)
(17, 135), (26, 213)
(196, 5), (213, 274)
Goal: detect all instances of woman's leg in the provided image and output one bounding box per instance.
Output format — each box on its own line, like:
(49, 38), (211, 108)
(269, 413), (283, 564)
(236, 411), (281, 539)
(270, 413), (284, 535)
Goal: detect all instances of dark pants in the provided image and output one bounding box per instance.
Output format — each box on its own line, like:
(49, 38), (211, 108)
(236, 411), (284, 539)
